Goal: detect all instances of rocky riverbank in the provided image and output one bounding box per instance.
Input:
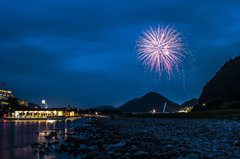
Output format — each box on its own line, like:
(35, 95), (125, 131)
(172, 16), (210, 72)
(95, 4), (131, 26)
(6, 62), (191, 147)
(33, 117), (240, 159)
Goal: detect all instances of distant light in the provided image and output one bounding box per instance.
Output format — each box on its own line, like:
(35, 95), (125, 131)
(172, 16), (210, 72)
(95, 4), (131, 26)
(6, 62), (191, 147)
(203, 103), (205, 106)
(95, 112), (98, 115)
(46, 120), (55, 123)
(42, 100), (45, 104)
(153, 109), (156, 113)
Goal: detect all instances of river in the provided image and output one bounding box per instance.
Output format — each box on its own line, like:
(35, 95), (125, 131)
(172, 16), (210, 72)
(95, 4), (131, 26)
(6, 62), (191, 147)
(0, 118), (87, 159)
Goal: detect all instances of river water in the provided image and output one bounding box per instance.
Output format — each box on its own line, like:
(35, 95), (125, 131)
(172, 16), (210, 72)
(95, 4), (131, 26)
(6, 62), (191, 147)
(0, 118), (87, 159)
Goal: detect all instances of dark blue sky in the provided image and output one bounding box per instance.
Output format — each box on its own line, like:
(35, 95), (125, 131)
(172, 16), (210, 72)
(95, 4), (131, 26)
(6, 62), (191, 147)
(1, 0), (240, 108)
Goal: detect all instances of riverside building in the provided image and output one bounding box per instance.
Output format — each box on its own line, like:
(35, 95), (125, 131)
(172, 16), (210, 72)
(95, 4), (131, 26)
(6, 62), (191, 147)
(13, 107), (79, 118)
(0, 89), (14, 106)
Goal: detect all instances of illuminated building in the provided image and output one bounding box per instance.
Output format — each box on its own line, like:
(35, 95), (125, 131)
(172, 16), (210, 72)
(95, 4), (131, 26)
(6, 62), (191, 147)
(0, 89), (14, 117)
(152, 109), (156, 114)
(0, 84), (13, 117)
(0, 89), (13, 100)
(12, 107), (79, 118)
(1, 101), (9, 105)
(18, 100), (28, 107)
(41, 100), (50, 109)
(0, 84), (14, 108)
(0, 89), (14, 106)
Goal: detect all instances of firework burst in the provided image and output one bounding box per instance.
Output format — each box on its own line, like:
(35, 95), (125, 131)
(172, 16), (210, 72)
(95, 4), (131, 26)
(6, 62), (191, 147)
(136, 25), (186, 78)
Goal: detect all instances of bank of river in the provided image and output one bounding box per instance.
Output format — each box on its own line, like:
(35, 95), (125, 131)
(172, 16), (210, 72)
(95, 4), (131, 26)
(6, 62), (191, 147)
(51, 117), (240, 159)
(2, 117), (240, 159)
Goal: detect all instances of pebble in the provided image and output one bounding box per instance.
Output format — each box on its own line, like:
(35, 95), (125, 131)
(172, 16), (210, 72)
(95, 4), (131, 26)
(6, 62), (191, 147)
(31, 117), (240, 158)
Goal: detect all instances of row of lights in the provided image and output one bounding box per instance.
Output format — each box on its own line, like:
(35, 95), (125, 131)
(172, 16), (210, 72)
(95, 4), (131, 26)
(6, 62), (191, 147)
(0, 90), (12, 93)
(15, 111), (58, 114)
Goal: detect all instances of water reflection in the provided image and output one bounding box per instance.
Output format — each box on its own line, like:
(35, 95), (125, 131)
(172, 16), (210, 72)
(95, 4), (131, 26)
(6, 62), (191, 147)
(0, 119), (85, 159)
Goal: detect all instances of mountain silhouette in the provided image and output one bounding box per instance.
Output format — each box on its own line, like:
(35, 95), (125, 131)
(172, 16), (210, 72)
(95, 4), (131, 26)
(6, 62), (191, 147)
(96, 105), (116, 111)
(117, 92), (180, 112)
(192, 55), (240, 111)
(117, 98), (139, 111)
(180, 98), (198, 108)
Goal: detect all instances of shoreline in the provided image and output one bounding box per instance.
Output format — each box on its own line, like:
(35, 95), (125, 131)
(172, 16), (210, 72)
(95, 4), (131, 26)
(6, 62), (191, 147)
(2, 116), (82, 121)
(35, 117), (240, 159)
(4, 116), (240, 158)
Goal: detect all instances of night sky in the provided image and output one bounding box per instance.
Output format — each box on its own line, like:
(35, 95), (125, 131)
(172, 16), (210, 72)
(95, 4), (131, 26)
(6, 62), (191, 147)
(1, 0), (240, 108)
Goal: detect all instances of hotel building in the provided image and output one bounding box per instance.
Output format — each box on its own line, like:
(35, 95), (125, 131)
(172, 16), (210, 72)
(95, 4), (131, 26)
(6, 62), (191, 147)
(0, 89), (14, 106)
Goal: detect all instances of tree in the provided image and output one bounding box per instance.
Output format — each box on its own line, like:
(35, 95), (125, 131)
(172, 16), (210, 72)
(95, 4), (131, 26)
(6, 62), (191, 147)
(102, 109), (121, 115)
(7, 97), (28, 112)
(7, 96), (19, 111)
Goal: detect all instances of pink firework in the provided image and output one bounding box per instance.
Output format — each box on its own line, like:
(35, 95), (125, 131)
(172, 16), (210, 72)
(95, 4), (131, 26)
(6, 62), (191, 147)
(136, 25), (186, 78)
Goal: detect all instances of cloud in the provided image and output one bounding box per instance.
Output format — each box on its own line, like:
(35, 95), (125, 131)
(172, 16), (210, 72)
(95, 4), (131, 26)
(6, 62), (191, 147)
(1, 0), (240, 107)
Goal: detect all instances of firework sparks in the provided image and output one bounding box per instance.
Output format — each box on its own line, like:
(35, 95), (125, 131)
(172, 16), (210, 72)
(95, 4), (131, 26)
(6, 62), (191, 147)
(136, 25), (186, 78)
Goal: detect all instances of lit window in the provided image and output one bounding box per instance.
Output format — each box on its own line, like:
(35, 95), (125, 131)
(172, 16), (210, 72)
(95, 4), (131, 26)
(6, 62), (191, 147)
(1, 101), (9, 105)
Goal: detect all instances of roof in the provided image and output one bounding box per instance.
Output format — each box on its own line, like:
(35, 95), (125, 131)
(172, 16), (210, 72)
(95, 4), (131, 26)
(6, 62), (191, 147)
(14, 108), (80, 111)
(14, 108), (66, 111)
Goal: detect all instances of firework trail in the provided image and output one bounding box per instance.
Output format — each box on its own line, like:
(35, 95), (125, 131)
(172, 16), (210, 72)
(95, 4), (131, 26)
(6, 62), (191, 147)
(136, 25), (186, 78)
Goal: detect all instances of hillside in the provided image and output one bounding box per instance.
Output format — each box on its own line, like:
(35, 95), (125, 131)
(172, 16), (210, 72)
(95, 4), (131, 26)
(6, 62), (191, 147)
(181, 98), (198, 108)
(192, 55), (240, 111)
(117, 92), (180, 112)
(96, 105), (116, 111)
(117, 98), (139, 111)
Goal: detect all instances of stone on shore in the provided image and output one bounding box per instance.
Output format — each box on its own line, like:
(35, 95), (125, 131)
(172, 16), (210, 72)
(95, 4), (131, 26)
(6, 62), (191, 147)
(32, 117), (240, 158)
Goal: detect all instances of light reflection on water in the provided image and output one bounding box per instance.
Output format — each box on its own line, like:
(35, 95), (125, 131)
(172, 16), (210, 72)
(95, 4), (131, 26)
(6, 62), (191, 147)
(0, 119), (86, 159)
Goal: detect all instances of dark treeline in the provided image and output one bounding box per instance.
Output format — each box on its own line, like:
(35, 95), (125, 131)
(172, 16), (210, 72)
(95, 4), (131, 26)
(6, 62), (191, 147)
(7, 96), (29, 110)
(79, 108), (121, 115)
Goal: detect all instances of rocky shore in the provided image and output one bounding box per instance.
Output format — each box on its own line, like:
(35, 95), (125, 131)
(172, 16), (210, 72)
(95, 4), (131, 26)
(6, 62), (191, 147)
(32, 117), (240, 159)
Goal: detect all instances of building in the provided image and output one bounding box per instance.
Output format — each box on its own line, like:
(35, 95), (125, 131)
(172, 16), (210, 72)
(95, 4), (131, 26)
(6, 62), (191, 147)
(177, 106), (193, 113)
(18, 100), (28, 107)
(41, 100), (50, 109)
(0, 88), (14, 118)
(13, 107), (79, 118)
(28, 102), (41, 109)
(0, 87), (14, 117)
(0, 89), (14, 106)
(0, 89), (12, 100)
